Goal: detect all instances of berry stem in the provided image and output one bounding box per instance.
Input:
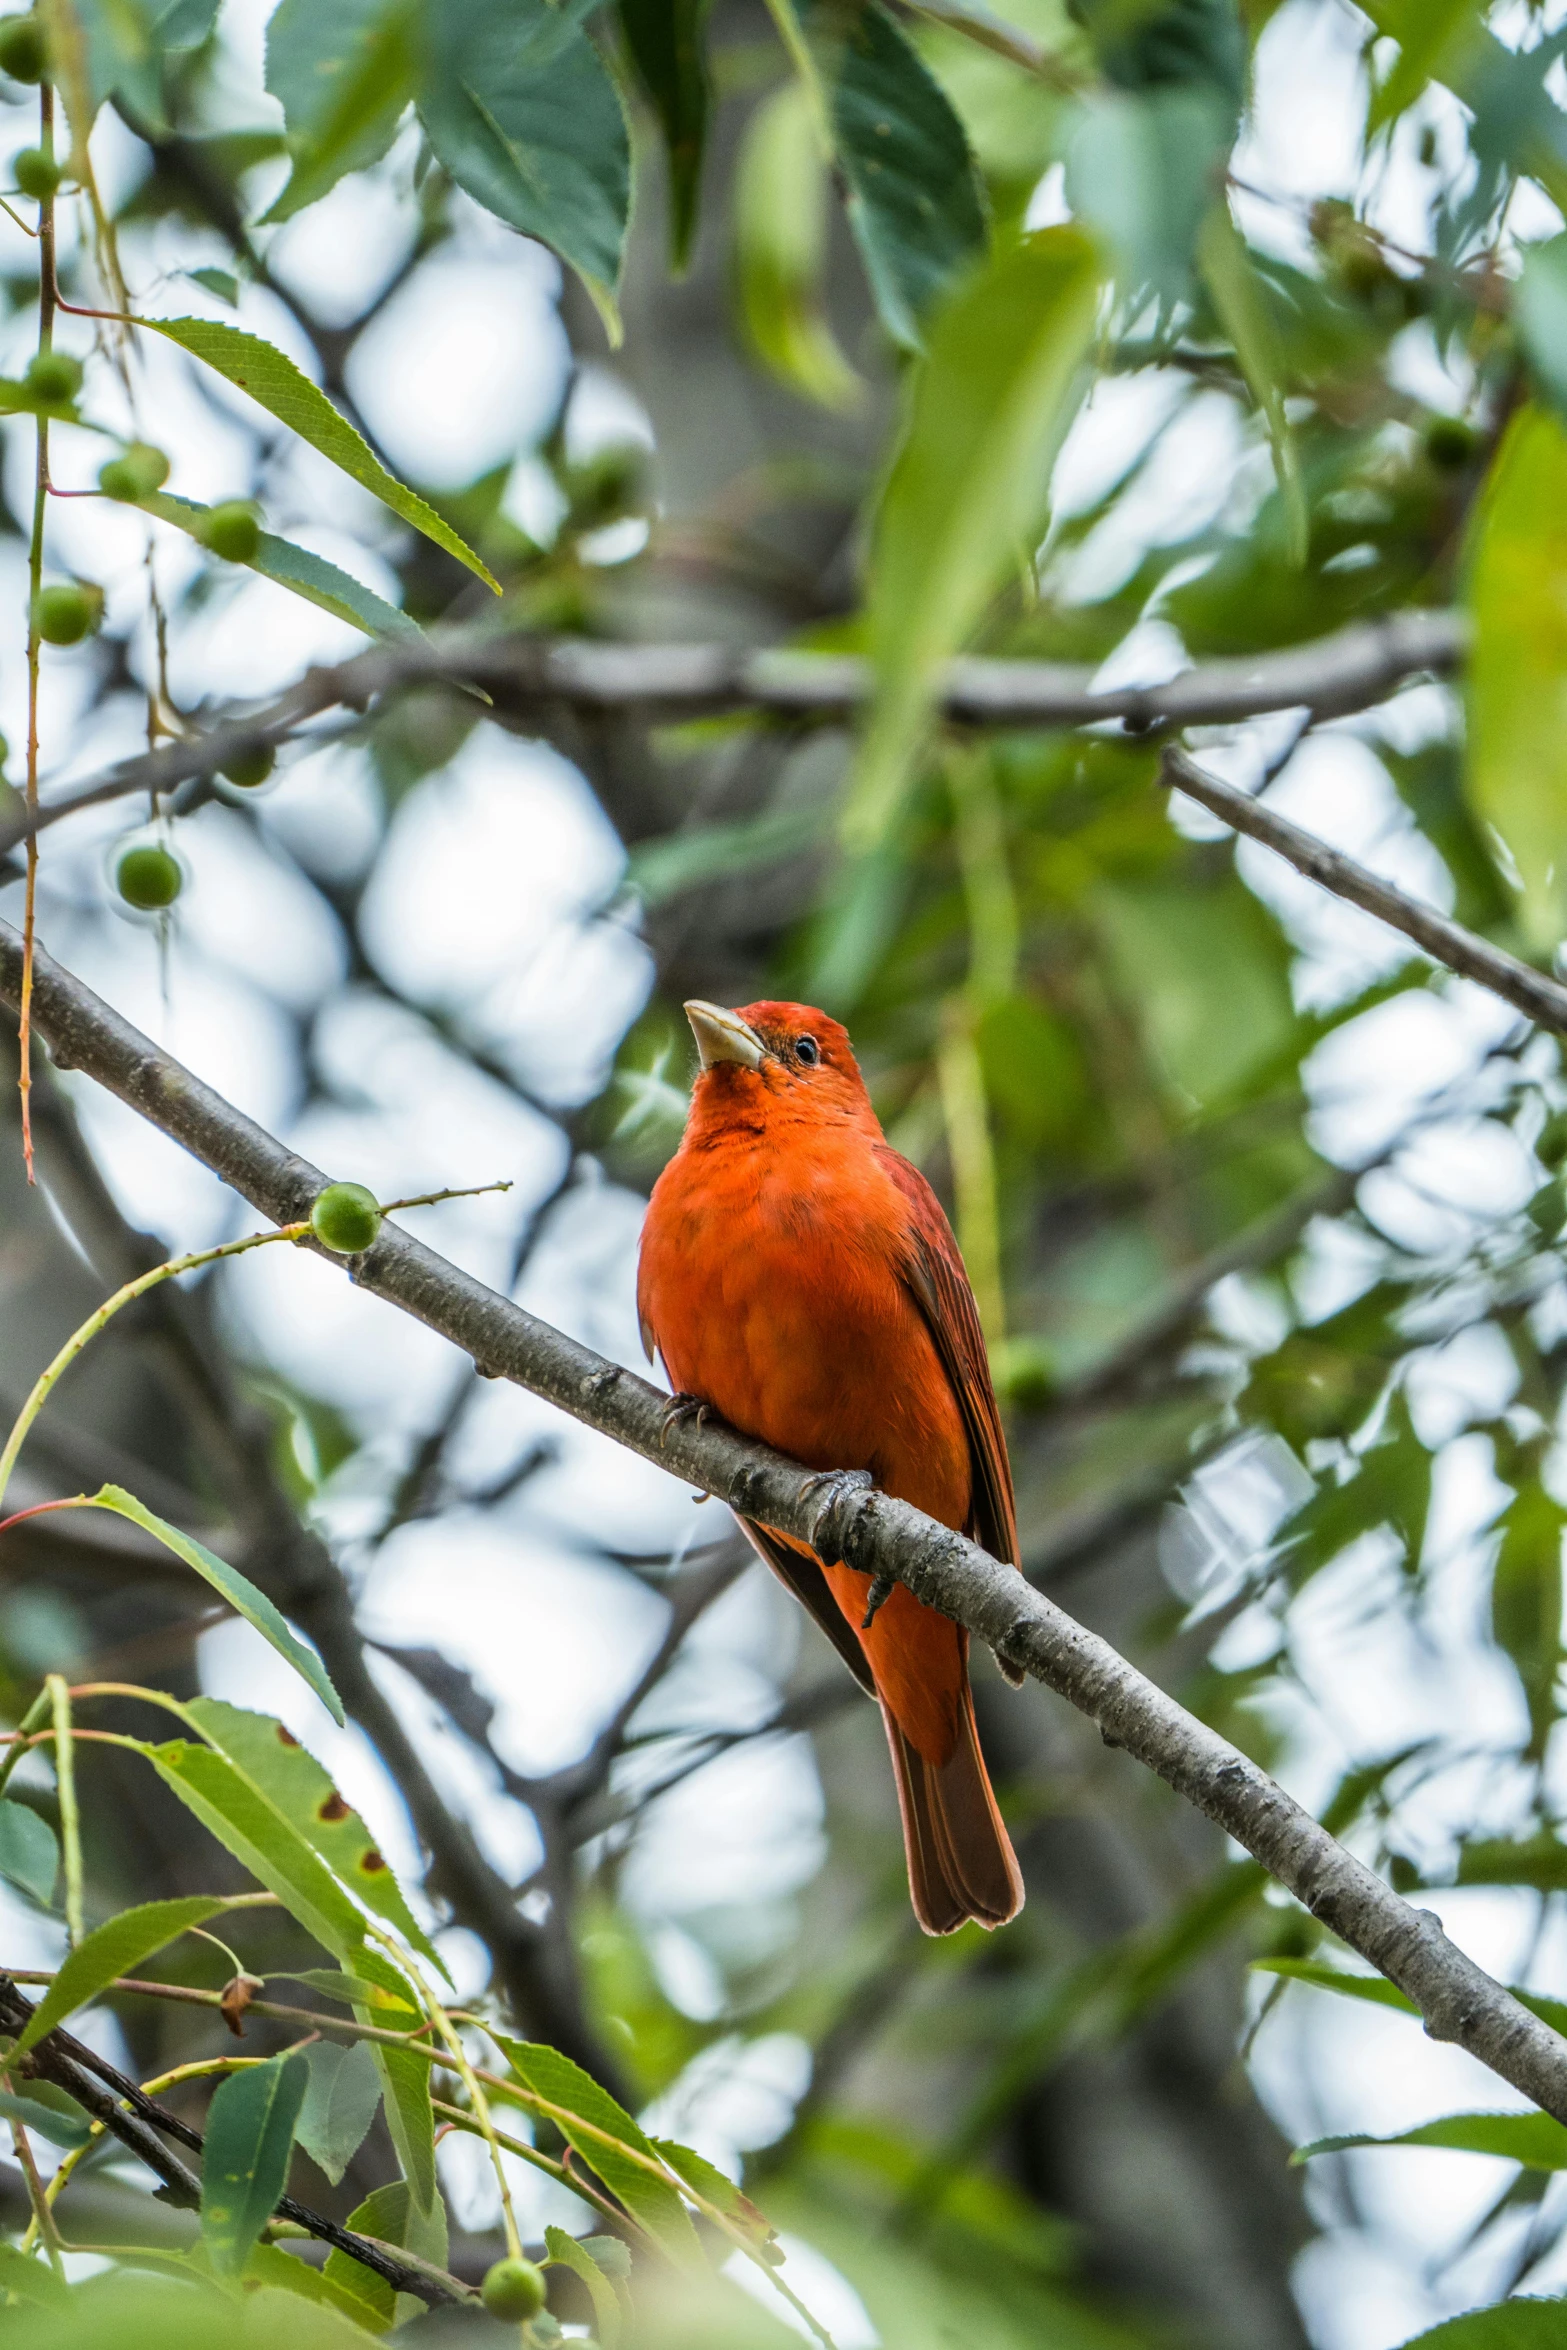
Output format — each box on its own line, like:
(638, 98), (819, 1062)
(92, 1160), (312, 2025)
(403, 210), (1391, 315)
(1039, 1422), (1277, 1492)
(17, 79), (55, 1185)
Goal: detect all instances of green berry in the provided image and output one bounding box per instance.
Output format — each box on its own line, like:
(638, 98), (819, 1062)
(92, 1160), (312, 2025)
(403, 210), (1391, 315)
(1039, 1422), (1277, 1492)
(480, 2257), (547, 2323)
(197, 500), (261, 564)
(34, 582), (97, 645)
(24, 348), (81, 406)
(116, 844), (183, 911)
(1424, 414), (1477, 472)
(12, 146), (57, 198)
(98, 442), (168, 500)
(0, 16), (48, 83)
(310, 1182), (382, 1256)
(218, 739), (275, 790)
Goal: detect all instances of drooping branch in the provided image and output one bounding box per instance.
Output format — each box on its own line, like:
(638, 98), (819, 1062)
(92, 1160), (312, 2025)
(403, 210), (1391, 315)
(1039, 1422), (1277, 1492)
(1160, 743), (1567, 1039)
(0, 611), (1464, 869)
(4, 919), (1567, 2127)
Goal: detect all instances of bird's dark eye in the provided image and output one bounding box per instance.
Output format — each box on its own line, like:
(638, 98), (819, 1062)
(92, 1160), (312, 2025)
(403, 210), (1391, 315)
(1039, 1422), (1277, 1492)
(795, 1035), (820, 1066)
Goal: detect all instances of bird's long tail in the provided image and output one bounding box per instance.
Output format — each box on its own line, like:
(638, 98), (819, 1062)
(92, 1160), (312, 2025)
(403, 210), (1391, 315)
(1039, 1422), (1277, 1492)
(882, 1683), (1023, 1935)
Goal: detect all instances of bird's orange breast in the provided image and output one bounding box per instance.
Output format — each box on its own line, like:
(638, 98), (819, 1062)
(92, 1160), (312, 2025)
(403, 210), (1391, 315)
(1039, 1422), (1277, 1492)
(639, 1123), (976, 1762)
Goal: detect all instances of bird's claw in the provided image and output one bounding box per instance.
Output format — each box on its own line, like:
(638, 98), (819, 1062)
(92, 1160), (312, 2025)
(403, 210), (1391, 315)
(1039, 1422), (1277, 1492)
(799, 1467), (875, 1558)
(660, 1393), (711, 1446)
(860, 1570), (898, 1633)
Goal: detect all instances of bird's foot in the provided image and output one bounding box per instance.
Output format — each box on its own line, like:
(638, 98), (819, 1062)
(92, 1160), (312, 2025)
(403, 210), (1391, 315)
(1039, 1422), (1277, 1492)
(799, 1467), (875, 1559)
(860, 1569), (898, 1633)
(660, 1392), (711, 1446)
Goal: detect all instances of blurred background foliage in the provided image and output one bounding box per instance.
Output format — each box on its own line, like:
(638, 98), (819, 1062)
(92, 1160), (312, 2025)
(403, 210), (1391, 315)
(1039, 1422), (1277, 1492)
(10, 0), (1567, 2341)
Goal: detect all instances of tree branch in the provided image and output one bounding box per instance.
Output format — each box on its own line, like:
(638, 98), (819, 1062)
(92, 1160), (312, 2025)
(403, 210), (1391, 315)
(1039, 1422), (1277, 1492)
(1160, 744), (1567, 1038)
(0, 611), (1464, 869)
(4, 922), (1567, 2126)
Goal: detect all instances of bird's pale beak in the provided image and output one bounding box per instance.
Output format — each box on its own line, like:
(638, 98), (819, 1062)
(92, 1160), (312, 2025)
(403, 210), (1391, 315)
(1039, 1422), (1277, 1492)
(685, 1000), (766, 1072)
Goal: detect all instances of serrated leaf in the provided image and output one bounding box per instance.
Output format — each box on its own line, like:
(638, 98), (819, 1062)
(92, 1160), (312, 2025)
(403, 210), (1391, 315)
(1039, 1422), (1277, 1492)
(0, 1799), (57, 1906)
(417, 0), (630, 312)
(619, 0), (711, 271)
(264, 0), (415, 222)
(495, 2032), (704, 2269)
(545, 2225), (623, 2345)
(0, 2088), (93, 2150)
(812, 0), (987, 351)
(324, 2176), (447, 2328)
(9, 1894), (226, 2056)
(84, 1487), (343, 1722)
(147, 1743), (367, 1961)
(202, 2052), (310, 2277)
(278, 1967), (417, 2013)
(349, 1942), (437, 2217)
(1467, 404), (1567, 952)
(651, 2135), (777, 2251)
(137, 320), (498, 590)
(1296, 2112), (1567, 2171)
(296, 2039), (383, 2186)
(732, 81), (861, 410)
(136, 492), (423, 642)
(187, 1700), (441, 1968)
(846, 224), (1101, 865)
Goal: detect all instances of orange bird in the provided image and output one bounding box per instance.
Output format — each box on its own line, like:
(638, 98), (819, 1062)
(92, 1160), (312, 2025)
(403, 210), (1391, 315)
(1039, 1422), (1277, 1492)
(637, 999), (1024, 1934)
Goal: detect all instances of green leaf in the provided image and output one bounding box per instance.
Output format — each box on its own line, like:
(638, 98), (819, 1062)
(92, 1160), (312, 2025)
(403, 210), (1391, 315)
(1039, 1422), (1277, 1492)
(627, 803), (831, 905)
(1065, 84), (1233, 309)
(277, 1967), (417, 2012)
(1516, 238), (1567, 428)
(9, 1893), (227, 2057)
(651, 2136), (779, 2254)
(324, 2177), (447, 2328)
(1490, 1481), (1565, 1762)
(0, 1799), (58, 1906)
(187, 1700), (441, 1969)
(1070, 0), (1244, 105)
(135, 493), (423, 642)
(1254, 1955), (1567, 2041)
(85, 1487), (344, 1722)
(545, 2225), (624, 2345)
(1197, 204), (1305, 565)
(147, 1743), (367, 1961)
(1466, 404), (1567, 952)
(201, 2052), (310, 2278)
(136, 321), (498, 591)
(1364, 0), (1483, 134)
(1092, 871), (1297, 1110)
(264, 0), (415, 222)
(1395, 2299), (1567, 2348)
(416, 0), (631, 316)
(71, 0), (222, 134)
(0, 2087), (93, 2150)
(847, 225), (1100, 856)
(812, 0), (987, 352)
(186, 267), (240, 307)
(349, 1942), (437, 2217)
(619, 0), (711, 272)
(495, 2032), (705, 2269)
(0, 2242), (71, 2307)
(296, 2038), (383, 2186)
(732, 81), (861, 410)
(1296, 2112), (1567, 2171)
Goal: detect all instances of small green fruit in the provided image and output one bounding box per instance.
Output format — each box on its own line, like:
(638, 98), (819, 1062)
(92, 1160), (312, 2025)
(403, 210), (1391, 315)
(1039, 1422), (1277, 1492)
(197, 500), (261, 564)
(1424, 415), (1477, 472)
(218, 739), (275, 789)
(116, 844), (183, 910)
(34, 582), (97, 645)
(310, 1182), (383, 1256)
(480, 2257), (547, 2323)
(24, 348), (81, 406)
(98, 442), (168, 500)
(12, 146), (57, 198)
(0, 16), (48, 82)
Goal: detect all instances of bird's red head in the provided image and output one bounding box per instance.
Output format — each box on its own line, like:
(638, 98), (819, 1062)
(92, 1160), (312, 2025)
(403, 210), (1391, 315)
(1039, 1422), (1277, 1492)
(681, 999), (877, 1133)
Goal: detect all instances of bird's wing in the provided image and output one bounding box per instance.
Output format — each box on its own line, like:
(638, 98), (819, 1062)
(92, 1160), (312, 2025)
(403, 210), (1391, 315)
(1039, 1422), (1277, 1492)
(737, 1520), (876, 1696)
(877, 1145), (1021, 1574)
